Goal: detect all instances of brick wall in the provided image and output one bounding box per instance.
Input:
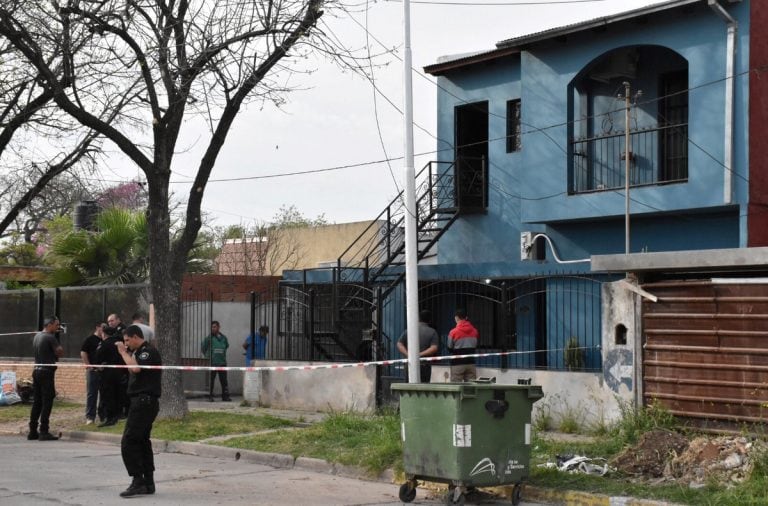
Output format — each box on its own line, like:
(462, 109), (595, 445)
(182, 274), (281, 302)
(3, 360), (86, 402)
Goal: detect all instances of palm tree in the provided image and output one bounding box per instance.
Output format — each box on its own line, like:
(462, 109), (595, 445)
(45, 208), (149, 286)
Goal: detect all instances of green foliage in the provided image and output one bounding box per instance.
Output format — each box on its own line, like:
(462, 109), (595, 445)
(558, 410), (581, 434)
(81, 411), (294, 440)
(533, 406), (552, 432)
(44, 207), (149, 286)
(564, 336), (586, 371)
(0, 400), (80, 422)
(0, 240), (42, 266)
(272, 204), (328, 228)
(218, 411), (402, 476)
(612, 398), (678, 446)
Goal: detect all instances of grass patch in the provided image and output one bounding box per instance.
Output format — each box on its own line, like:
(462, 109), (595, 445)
(216, 411), (402, 476)
(531, 430), (768, 505)
(80, 411), (294, 441)
(0, 400), (80, 423)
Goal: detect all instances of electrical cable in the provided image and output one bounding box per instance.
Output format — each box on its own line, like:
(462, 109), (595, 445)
(384, 0), (609, 5)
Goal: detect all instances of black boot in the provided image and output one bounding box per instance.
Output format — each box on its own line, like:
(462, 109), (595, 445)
(120, 476), (148, 497)
(143, 473), (155, 494)
(222, 390), (231, 402)
(38, 432), (59, 441)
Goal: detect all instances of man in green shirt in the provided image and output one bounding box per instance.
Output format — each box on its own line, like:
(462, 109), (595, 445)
(201, 321), (231, 402)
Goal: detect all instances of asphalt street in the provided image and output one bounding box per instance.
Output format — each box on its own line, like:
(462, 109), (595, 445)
(0, 436), (544, 505)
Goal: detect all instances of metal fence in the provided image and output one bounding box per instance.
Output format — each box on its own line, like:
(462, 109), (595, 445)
(376, 274), (608, 380)
(0, 273), (609, 378)
(571, 123), (688, 193)
(0, 284), (151, 359)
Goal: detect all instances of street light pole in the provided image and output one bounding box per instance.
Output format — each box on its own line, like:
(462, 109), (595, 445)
(402, 0), (420, 383)
(623, 81), (631, 256)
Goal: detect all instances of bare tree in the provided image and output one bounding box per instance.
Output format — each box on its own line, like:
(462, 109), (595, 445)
(214, 205), (328, 275)
(0, 27), (121, 240)
(0, 0), (374, 417)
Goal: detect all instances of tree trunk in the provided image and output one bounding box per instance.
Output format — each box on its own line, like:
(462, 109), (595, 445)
(146, 173), (188, 419)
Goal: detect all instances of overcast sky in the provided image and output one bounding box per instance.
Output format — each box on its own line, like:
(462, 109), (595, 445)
(106, 0), (668, 228)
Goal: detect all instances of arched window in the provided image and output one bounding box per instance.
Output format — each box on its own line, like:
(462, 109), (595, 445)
(568, 46), (689, 193)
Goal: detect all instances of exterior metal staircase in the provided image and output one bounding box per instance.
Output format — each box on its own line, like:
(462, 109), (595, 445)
(336, 160), (461, 295)
(280, 159), (475, 363)
(327, 160), (463, 360)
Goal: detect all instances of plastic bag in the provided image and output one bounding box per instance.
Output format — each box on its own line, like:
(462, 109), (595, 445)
(0, 371), (22, 406)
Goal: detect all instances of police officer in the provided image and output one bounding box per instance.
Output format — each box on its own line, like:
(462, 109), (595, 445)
(28, 316), (64, 441)
(95, 320), (125, 427)
(115, 325), (162, 498)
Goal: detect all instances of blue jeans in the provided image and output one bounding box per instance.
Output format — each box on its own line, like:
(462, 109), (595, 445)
(85, 369), (101, 420)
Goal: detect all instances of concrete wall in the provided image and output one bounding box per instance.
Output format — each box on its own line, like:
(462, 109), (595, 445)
(216, 221), (384, 276)
(430, 365), (621, 430)
(601, 280), (642, 407)
(243, 360), (376, 412)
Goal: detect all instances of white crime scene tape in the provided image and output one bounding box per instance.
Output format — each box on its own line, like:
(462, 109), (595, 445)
(0, 346), (597, 372)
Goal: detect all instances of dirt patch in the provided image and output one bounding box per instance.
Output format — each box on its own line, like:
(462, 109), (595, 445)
(612, 429), (689, 477)
(665, 436), (764, 487)
(611, 429), (766, 488)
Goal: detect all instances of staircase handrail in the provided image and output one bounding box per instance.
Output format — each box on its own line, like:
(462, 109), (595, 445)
(337, 160), (456, 273)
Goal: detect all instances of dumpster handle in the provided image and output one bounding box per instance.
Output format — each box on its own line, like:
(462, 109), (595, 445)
(461, 386), (477, 399)
(485, 399), (509, 419)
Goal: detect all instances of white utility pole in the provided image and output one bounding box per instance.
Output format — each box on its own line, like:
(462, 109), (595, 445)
(402, 0), (420, 383)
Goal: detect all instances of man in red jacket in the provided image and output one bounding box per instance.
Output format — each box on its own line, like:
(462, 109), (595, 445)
(447, 309), (479, 382)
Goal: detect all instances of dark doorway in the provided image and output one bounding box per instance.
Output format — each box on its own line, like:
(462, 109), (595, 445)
(455, 102), (489, 212)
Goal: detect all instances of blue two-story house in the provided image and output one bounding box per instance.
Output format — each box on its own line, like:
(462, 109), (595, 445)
(408, 0), (768, 427)
(266, 0), (768, 427)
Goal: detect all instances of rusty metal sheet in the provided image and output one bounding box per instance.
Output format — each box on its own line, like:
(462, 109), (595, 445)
(642, 280), (768, 426)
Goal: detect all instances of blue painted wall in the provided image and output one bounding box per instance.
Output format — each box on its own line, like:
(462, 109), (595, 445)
(430, 1), (751, 274)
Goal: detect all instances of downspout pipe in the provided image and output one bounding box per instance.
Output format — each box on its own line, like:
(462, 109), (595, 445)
(708, 0), (737, 204)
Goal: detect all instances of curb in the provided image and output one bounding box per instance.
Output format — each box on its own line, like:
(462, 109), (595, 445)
(57, 431), (679, 506)
(521, 485), (684, 506)
(61, 430), (389, 483)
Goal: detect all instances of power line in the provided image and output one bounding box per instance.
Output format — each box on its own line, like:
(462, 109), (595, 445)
(384, 0), (610, 5)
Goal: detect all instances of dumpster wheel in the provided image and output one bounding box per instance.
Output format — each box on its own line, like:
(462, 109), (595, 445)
(511, 483), (522, 505)
(398, 481), (417, 503)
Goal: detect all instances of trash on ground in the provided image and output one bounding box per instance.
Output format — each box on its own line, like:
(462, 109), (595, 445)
(0, 371), (22, 406)
(538, 454), (614, 476)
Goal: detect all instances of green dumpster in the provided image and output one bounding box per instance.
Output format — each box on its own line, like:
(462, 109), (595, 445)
(392, 381), (544, 505)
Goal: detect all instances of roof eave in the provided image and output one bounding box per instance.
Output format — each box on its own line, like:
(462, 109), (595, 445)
(423, 47), (520, 76)
(496, 0), (703, 49)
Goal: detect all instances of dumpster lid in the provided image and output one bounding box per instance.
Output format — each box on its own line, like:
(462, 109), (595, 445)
(391, 382), (544, 398)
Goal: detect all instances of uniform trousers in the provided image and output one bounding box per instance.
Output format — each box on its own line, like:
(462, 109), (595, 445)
(121, 394), (159, 478)
(29, 368), (56, 433)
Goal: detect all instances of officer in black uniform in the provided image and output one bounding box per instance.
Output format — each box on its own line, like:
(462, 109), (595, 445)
(115, 325), (162, 498)
(95, 323), (125, 427)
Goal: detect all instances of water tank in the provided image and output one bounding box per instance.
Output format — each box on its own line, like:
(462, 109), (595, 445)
(73, 201), (99, 231)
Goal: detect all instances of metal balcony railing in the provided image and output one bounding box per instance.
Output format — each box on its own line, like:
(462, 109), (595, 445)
(570, 123), (688, 193)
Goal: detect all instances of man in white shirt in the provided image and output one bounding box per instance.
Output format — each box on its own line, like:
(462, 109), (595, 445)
(131, 312), (155, 343)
